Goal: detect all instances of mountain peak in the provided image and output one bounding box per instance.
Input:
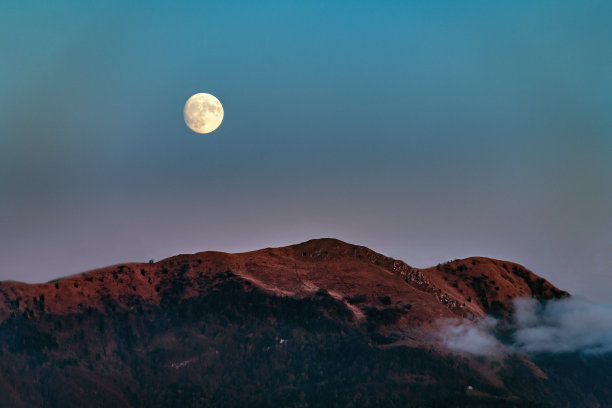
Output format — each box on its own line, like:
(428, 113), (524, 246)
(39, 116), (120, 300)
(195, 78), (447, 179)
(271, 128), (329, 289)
(0, 239), (566, 325)
(0, 239), (583, 407)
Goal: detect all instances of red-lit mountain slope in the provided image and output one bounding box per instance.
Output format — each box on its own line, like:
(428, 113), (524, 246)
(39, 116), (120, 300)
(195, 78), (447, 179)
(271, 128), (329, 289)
(0, 238), (593, 408)
(0, 238), (566, 325)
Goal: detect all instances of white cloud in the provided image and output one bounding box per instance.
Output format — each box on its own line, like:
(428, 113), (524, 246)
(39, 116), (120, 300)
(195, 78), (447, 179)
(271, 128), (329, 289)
(439, 297), (612, 356)
(438, 317), (504, 357)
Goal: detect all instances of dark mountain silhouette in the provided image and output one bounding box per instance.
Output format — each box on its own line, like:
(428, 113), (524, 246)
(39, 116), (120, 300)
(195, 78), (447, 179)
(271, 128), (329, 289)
(0, 238), (608, 408)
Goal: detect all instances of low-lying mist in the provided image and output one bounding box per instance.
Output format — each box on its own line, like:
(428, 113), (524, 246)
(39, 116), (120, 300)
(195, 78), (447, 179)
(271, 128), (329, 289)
(439, 297), (612, 356)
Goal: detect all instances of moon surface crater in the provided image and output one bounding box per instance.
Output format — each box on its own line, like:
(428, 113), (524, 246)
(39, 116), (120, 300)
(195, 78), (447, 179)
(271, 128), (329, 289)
(183, 93), (224, 134)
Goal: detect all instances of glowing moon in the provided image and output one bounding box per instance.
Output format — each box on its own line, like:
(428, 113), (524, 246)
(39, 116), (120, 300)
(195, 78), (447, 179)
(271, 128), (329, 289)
(183, 93), (224, 134)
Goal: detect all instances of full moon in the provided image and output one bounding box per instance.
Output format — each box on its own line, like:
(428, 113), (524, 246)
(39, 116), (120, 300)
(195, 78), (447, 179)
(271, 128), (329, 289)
(183, 93), (224, 134)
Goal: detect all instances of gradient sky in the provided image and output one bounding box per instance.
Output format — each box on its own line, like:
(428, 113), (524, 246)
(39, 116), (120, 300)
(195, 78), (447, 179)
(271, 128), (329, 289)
(1, 1), (611, 300)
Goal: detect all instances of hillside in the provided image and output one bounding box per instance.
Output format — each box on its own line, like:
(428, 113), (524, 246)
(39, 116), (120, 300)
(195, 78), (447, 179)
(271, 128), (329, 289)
(1, 238), (607, 408)
(0, 238), (566, 324)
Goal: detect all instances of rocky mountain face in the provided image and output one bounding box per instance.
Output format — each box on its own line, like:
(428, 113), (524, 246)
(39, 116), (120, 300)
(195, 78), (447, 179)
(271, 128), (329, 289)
(0, 238), (608, 407)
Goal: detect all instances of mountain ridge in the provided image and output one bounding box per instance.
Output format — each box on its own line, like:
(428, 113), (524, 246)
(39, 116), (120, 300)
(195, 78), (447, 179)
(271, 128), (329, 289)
(0, 238), (567, 325)
(2, 238), (610, 408)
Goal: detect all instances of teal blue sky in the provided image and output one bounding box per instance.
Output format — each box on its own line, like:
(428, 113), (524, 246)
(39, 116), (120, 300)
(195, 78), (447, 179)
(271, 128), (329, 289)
(1, 1), (611, 299)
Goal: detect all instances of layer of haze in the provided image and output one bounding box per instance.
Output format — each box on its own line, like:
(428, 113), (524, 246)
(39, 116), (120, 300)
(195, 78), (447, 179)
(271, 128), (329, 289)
(440, 297), (612, 355)
(1, 1), (611, 300)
